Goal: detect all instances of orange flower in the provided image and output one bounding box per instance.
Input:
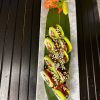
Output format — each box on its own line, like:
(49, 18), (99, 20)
(44, 0), (59, 9)
(44, 0), (68, 15)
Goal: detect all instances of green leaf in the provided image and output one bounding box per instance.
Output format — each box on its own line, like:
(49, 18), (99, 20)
(44, 8), (70, 100)
(45, 82), (58, 100)
(45, 9), (70, 38)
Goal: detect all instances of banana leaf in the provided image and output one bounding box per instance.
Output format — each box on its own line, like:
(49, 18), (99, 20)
(44, 8), (70, 100)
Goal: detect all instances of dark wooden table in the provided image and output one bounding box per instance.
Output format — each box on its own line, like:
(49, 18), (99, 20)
(0, 0), (100, 100)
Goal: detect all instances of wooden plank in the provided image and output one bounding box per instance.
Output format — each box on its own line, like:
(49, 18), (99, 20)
(76, 0), (100, 99)
(82, 6), (96, 100)
(76, 0), (89, 100)
(85, 0), (100, 99)
(89, 0), (100, 99)
(80, 0), (99, 99)
(0, 0), (3, 14)
(0, 0), (10, 83)
(28, 0), (41, 100)
(8, 0), (27, 100)
(18, 0), (33, 100)
(0, 0), (19, 100)
(96, 1), (100, 56)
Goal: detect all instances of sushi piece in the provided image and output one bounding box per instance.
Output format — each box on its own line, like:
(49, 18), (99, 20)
(44, 37), (61, 53)
(57, 67), (69, 83)
(41, 69), (59, 87)
(48, 51), (69, 65)
(53, 83), (70, 100)
(44, 55), (69, 83)
(58, 51), (69, 64)
(44, 55), (56, 72)
(44, 37), (72, 54)
(44, 38), (55, 52)
(49, 24), (64, 39)
(59, 36), (72, 53)
(44, 56), (60, 79)
(44, 55), (55, 67)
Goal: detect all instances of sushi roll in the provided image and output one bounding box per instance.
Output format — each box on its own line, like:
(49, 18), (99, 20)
(53, 83), (70, 100)
(41, 69), (59, 87)
(49, 24), (64, 39)
(44, 38), (55, 52)
(59, 36), (72, 53)
(41, 22), (73, 100)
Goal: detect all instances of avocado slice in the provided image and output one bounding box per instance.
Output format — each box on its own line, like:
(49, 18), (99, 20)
(44, 55), (54, 67)
(53, 84), (70, 100)
(59, 36), (72, 53)
(63, 51), (69, 63)
(44, 56), (60, 79)
(44, 38), (55, 52)
(49, 25), (64, 39)
(53, 89), (66, 100)
(41, 70), (54, 87)
(53, 88), (70, 100)
(49, 27), (59, 39)
(56, 24), (64, 37)
(64, 36), (72, 53)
